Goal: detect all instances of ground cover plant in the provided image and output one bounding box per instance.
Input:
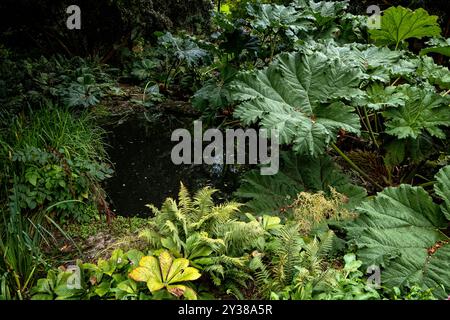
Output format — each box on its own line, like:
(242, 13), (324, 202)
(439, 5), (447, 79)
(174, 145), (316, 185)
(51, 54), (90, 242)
(1, 0), (449, 301)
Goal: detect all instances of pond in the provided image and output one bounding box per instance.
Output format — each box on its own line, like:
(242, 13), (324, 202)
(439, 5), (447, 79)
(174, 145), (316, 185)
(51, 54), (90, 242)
(103, 113), (241, 216)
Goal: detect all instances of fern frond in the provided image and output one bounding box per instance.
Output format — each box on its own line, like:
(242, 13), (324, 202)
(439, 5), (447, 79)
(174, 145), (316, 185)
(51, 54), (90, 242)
(275, 225), (303, 285)
(164, 220), (185, 251)
(317, 230), (336, 257)
(225, 282), (246, 300)
(138, 228), (163, 248)
(178, 182), (194, 218)
(222, 221), (265, 255)
(193, 186), (217, 218)
(145, 204), (161, 216)
(212, 254), (248, 268)
(251, 255), (273, 298)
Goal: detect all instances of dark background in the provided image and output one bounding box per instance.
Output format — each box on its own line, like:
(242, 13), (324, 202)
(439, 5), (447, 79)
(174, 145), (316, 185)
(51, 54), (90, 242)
(0, 1), (448, 61)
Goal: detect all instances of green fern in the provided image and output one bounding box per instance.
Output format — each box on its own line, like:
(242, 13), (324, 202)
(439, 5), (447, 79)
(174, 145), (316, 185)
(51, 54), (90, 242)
(249, 224), (341, 299)
(139, 183), (265, 291)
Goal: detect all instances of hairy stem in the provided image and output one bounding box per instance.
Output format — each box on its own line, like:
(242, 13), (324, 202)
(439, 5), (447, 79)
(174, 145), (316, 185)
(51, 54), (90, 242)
(331, 143), (383, 190)
(363, 108), (379, 149)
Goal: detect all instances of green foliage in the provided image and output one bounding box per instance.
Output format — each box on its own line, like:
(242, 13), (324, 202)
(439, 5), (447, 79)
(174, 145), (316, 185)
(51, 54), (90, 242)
(416, 56), (450, 89)
(139, 184), (264, 291)
(295, 0), (351, 40)
(0, 0), (213, 57)
(1, 108), (112, 223)
(246, 3), (313, 35)
(435, 166), (450, 220)
(345, 166), (450, 299)
(2, 0), (450, 302)
(0, 185), (49, 300)
(230, 49), (364, 156)
(353, 83), (407, 111)
(235, 152), (366, 214)
(127, 32), (209, 93)
(66, 216), (152, 240)
(383, 85), (450, 139)
(192, 64), (237, 121)
(31, 249), (148, 300)
(384, 285), (437, 300)
(420, 37), (450, 58)
(221, 0), (291, 18)
(245, 2), (314, 58)
(249, 224), (380, 300)
(0, 55), (119, 114)
(369, 6), (441, 49)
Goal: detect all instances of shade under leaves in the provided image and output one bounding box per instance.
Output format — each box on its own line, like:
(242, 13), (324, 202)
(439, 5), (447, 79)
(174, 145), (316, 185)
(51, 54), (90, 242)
(235, 152), (366, 214)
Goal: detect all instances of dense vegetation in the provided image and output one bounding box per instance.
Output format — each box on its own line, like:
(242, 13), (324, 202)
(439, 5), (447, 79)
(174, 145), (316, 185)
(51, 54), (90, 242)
(1, 0), (449, 300)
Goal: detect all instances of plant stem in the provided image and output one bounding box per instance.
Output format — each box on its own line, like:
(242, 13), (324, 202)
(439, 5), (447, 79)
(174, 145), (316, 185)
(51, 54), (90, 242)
(390, 77), (401, 86)
(331, 143), (383, 190)
(142, 80), (152, 102)
(164, 59), (179, 90)
(401, 160), (426, 184)
(363, 108), (379, 149)
(417, 181), (436, 188)
(442, 89), (450, 97)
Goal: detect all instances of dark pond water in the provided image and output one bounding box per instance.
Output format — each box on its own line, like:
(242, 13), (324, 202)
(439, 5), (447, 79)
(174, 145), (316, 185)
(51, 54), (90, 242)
(103, 113), (241, 217)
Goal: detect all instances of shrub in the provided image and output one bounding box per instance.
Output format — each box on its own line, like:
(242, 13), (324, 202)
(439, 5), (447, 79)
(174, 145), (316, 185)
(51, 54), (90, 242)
(0, 108), (112, 223)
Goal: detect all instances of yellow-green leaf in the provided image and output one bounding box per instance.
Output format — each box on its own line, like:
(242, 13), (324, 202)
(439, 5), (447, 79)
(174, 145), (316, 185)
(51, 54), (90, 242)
(128, 267), (151, 282)
(169, 267), (202, 284)
(139, 256), (161, 281)
(166, 258), (189, 283)
(181, 285), (198, 300)
(146, 278), (165, 293)
(158, 251), (173, 282)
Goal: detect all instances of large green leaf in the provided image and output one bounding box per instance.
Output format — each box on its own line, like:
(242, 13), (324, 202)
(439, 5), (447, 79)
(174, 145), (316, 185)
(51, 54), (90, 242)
(294, 0), (349, 32)
(383, 86), (450, 139)
(353, 83), (406, 110)
(299, 41), (405, 83)
(420, 46), (450, 58)
(369, 6), (441, 49)
(417, 56), (450, 90)
(247, 3), (314, 36)
(346, 182), (450, 298)
(235, 152), (366, 214)
(435, 166), (450, 220)
(420, 37), (450, 57)
(231, 50), (363, 157)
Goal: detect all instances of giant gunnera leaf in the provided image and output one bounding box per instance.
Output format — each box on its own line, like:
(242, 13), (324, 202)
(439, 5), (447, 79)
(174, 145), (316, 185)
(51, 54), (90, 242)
(420, 37), (450, 58)
(235, 152), (366, 214)
(369, 6), (441, 49)
(230, 50), (364, 157)
(346, 166), (450, 298)
(383, 86), (450, 140)
(435, 166), (450, 220)
(246, 3), (314, 37)
(417, 56), (450, 90)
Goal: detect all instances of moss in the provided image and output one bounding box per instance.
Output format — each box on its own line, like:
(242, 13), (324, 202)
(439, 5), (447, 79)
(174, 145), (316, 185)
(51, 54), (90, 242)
(65, 216), (151, 240)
